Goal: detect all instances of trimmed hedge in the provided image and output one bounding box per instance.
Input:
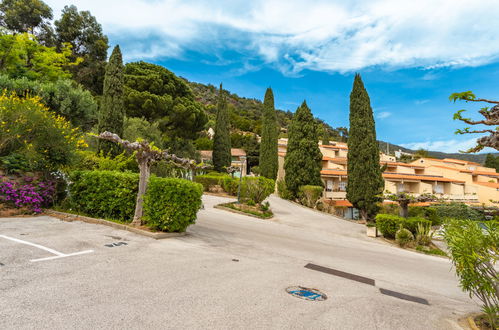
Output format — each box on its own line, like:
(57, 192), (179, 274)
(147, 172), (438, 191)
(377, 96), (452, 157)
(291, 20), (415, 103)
(430, 203), (484, 221)
(68, 170), (203, 232)
(69, 171), (138, 222)
(194, 174), (223, 192)
(375, 214), (432, 239)
(143, 176), (203, 232)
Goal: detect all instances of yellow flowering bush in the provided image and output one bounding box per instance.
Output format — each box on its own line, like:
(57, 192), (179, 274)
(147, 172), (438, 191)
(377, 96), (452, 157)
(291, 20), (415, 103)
(0, 93), (85, 172)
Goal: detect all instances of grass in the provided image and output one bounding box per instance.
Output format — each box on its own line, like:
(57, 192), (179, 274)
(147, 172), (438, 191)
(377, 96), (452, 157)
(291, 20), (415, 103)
(415, 244), (448, 257)
(219, 202), (273, 219)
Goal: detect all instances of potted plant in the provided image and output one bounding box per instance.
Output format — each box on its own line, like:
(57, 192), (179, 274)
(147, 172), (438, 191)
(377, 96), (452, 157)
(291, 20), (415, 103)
(366, 222), (378, 237)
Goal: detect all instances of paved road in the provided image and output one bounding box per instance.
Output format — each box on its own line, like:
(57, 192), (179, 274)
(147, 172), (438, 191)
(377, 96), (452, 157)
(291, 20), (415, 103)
(0, 195), (478, 329)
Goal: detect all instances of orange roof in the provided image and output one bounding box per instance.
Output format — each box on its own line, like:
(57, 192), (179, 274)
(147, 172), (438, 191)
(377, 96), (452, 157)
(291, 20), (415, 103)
(320, 144), (348, 150)
(331, 200), (353, 207)
(443, 158), (480, 166)
(382, 161), (424, 169)
(321, 169), (347, 176)
(430, 165), (468, 172)
(475, 182), (499, 189)
(199, 148), (246, 158)
(231, 148), (246, 157)
(471, 171), (499, 177)
(323, 157), (347, 164)
(382, 173), (465, 183)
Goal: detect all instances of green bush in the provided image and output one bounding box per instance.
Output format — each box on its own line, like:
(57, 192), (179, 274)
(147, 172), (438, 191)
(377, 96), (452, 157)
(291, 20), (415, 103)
(69, 170), (138, 222)
(143, 176), (203, 232)
(396, 227), (414, 247)
(241, 176), (275, 204)
(409, 206), (439, 225)
(194, 174), (223, 191)
(220, 176), (239, 195)
(298, 185), (323, 208)
(430, 203), (484, 221)
(71, 150), (138, 172)
(404, 217), (432, 235)
(379, 203), (399, 215)
(69, 170), (203, 232)
(277, 180), (292, 200)
(375, 214), (403, 239)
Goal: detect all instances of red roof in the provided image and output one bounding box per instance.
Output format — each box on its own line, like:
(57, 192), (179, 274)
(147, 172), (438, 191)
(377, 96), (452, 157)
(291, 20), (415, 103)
(471, 171), (499, 177)
(320, 144), (348, 150)
(383, 173), (465, 183)
(475, 182), (499, 189)
(321, 169), (347, 176)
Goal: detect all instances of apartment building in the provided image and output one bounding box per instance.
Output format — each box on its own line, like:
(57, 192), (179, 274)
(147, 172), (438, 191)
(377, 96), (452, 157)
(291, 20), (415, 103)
(277, 139), (498, 206)
(199, 148), (248, 177)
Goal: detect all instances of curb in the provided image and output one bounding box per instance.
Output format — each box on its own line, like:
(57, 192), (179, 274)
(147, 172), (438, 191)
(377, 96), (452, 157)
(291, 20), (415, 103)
(213, 204), (274, 220)
(45, 210), (186, 240)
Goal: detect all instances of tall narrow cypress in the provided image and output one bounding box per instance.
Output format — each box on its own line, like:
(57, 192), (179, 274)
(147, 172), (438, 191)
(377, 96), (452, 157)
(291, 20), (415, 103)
(321, 125), (330, 145)
(259, 87), (278, 179)
(98, 45), (124, 157)
(346, 74), (384, 221)
(284, 101), (323, 197)
(212, 83), (231, 172)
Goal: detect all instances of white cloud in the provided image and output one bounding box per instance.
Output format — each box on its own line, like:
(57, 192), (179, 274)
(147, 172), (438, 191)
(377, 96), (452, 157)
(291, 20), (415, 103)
(376, 111), (391, 119)
(414, 99), (430, 105)
(45, 0), (499, 73)
(401, 138), (482, 153)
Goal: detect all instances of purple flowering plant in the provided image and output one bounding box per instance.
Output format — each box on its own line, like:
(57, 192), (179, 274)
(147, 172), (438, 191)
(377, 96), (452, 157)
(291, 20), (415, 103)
(0, 176), (55, 213)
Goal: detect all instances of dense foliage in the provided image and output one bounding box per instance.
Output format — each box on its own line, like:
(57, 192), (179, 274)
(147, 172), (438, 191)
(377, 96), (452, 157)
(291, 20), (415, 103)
(299, 185), (323, 208)
(0, 75), (97, 129)
(259, 88), (278, 179)
(241, 176), (275, 204)
(485, 153), (499, 171)
(0, 0), (53, 36)
(375, 214), (432, 239)
(284, 101), (323, 197)
(0, 93), (83, 171)
(0, 176), (55, 213)
(143, 176), (203, 232)
(212, 84), (231, 172)
(444, 220), (498, 328)
(347, 74), (384, 220)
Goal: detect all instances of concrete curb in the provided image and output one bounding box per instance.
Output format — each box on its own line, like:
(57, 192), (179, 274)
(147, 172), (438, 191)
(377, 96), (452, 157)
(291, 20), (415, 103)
(213, 204), (274, 220)
(45, 210), (186, 240)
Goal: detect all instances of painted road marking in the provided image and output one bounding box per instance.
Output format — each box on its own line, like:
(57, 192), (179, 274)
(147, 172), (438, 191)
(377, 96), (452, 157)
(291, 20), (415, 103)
(0, 234), (94, 262)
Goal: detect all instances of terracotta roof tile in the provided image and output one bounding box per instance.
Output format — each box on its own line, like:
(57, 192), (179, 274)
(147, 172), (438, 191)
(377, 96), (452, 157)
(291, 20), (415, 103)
(475, 182), (499, 189)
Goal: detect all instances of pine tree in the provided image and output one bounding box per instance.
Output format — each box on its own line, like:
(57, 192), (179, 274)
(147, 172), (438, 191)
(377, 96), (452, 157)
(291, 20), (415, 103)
(212, 83), (231, 172)
(346, 74), (384, 221)
(284, 101), (323, 197)
(98, 45), (124, 157)
(259, 87), (278, 179)
(484, 153), (499, 171)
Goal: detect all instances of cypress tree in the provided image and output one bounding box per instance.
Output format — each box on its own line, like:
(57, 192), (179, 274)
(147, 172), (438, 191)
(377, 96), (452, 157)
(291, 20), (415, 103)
(98, 45), (124, 157)
(346, 74), (384, 221)
(212, 83), (231, 172)
(259, 87), (278, 179)
(321, 125), (330, 145)
(284, 101), (323, 197)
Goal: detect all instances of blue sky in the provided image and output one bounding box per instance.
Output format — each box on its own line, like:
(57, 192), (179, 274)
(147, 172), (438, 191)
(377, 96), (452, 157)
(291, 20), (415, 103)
(47, 0), (499, 153)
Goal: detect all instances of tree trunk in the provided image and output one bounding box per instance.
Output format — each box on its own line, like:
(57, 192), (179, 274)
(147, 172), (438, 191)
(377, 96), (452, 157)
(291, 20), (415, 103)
(399, 201), (409, 218)
(360, 209), (368, 221)
(131, 160), (150, 226)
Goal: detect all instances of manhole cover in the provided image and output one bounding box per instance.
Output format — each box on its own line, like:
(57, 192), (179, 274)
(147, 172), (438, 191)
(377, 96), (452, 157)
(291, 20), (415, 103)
(286, 286), (327, 301)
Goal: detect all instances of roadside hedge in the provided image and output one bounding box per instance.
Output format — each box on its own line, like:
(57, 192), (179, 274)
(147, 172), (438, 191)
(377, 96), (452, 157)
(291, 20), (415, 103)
(194, 174), (223, 191)
(375, 214), (432, 238)
(143, 176), (203, 232)
(69, 171), (203, 232)
(69, 170), (138, 222)
(430, 203), (484, 221)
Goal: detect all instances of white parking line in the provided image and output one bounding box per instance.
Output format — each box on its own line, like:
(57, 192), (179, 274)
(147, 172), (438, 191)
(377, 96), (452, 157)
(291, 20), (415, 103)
(0, 234), (94, 262)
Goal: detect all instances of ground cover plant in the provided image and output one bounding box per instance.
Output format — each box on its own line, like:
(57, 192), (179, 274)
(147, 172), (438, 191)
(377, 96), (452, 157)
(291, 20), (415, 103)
(218, 201), (273, 219)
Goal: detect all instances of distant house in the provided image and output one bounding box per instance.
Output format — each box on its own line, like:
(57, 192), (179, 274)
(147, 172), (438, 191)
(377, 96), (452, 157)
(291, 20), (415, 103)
(199, 148), (247, 177)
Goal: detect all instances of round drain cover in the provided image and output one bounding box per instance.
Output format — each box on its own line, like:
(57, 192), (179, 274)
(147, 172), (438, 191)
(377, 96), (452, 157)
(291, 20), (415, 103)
(286, 286), (327, 301)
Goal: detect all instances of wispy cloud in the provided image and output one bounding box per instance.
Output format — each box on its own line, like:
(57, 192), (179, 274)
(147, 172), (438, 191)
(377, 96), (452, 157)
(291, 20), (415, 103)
(414, 99), (430, 105)
(376, 111), (391, 119)
(401, 138), (481, 153)
(45, 0), (499, 74)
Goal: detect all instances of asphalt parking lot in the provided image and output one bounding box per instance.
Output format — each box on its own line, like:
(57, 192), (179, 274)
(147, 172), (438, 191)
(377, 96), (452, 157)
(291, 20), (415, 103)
(0, 196), (479, 329)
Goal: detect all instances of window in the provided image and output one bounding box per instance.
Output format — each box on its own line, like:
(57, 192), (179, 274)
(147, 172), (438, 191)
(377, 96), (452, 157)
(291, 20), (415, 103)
(434, 183), (444, 194)
(339, 181), (347, 191)
(326, 180), (333, 192)
(397, 183), (405, 193)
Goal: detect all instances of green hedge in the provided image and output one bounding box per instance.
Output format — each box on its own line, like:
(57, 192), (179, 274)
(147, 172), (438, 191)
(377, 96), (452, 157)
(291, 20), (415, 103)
(194, 174), (223, 192)
(69, 171), (138, 222)
(220, 176), (239, 195)
(143, 176), (203, 232)
(408, 206), (439, 225)
(299, 185), (323, 208)
(69, 170), (203, 232)
(430, 203), (484, 221)
(375, 214), (432, 238)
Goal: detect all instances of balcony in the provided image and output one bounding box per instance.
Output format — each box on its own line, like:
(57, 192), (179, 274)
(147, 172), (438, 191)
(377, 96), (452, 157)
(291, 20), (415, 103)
(324, 191), (347, 199)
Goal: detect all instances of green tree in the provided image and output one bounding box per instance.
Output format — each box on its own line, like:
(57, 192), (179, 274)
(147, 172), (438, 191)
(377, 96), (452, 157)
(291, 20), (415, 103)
(212, 83), (231, 172)
(0, 32), (79, 81)
(54, 5), (109, 94)
(347, 74), (384, 221)
(413, 148), (429, 159)
(259, 88), (278, 179)
(284, 101), (323, 197)
(321, 124), (330, 145)
(123, 61), (207, 140)
(0, 0), (52, 34)
(123, 117), (163, 148)
(0, 74), (97, 130)
(98, 45), (124, 157)
(484, 153), (499, 171)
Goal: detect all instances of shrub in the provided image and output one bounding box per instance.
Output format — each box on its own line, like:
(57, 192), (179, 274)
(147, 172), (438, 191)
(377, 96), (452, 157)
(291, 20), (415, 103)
(71, 150), (138, 172)
(241, 176), (275, 204)
(69, 171), (139, 222)
(431, 203), (484, 221)
(444, 220), (498, 328)
(0, 177), (55, 213)
(298, 185), (323, 208)
(220, 176), (238, 195)
(415, 222), (434, 246)
(379, 203), (399, 215)
(409, 206), (439, 225)
(375, 214), (403, 239)
(194, 174), (223, 192)
(0, 93), (84, 172)
(143, 176), (203, 232)
(404, 217), (432, 235)
(277, 180), (292, 200)
(396, 227), (414, 247)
